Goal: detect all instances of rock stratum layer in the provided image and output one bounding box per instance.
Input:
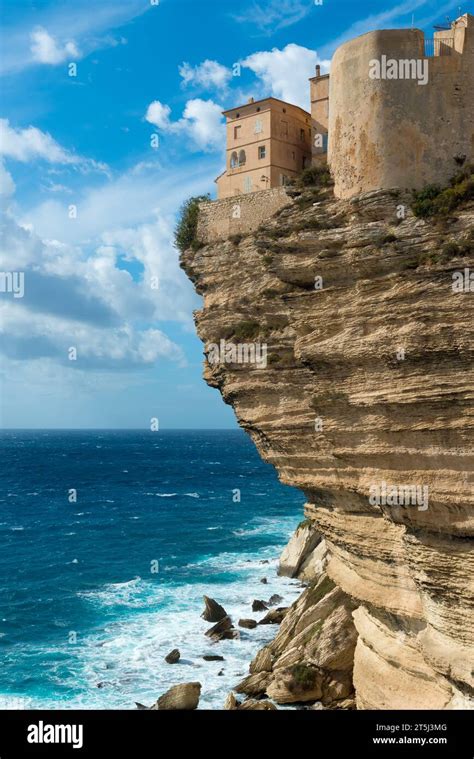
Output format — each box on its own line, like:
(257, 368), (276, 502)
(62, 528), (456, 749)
(181, 184), (474, 709)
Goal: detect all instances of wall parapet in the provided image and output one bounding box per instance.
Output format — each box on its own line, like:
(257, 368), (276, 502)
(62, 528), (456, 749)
(197, 188), (291, 244)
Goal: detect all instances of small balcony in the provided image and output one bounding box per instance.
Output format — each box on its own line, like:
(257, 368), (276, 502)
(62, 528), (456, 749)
(424, 37), (454, 56)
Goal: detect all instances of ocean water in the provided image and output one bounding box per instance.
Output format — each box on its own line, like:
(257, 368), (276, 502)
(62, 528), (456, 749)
(0, 429), (304, 709)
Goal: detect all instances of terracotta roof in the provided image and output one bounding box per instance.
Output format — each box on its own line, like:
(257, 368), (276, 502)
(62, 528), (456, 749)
(222, 96), (310, 118)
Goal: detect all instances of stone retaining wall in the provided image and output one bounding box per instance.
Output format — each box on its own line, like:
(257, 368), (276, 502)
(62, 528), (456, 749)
(197, 188), (291, 243)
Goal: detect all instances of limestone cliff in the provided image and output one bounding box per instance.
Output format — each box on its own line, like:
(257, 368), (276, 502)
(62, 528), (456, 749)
(181, 179), (474, 710)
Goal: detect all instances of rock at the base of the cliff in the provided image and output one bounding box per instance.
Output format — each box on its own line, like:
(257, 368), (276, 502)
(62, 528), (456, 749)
(239, 699), (277, 710)
(234, 672), (272, 696)
(252, 599), (268, 612)
(268, 593), (283, 605)
(239, 618), (257, 629)
(201, 595), (227, 623)
(298, 538), (328, 583)
(278, 523), (321, 578)
(237, 573), (357, 707)
(267, 663), (323, 704)
(205, 615), (239, 641)
(250, 646), (274, 673)
(224, 692), (239, 710)
(165, 648), (180, 664)
(153, 682), (201, 710)
(224, 692), (277, 710)
(202, 654), (225, 661)
(330, 697), (356, 710)
(258, 607), (289, 625)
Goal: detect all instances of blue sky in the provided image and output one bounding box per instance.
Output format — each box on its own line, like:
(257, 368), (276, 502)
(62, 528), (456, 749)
(0, 0), (465, 428)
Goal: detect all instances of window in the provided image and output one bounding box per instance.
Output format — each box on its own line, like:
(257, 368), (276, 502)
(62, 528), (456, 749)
(243, 176), (252, 193)
(323, 133), (329, 152)
(292, 151), (295, 160)
(234, 125), (241, 139)
(258, 145), (266, 159)
(254, 118), (263, 134)
(300, 128), (305, 142)
(280, 174), (291, 186)
(238, 149), (246, 166)
(302, 156), (308, 169)
(230, 151), (238, 168)
(280, 120), (288, 138)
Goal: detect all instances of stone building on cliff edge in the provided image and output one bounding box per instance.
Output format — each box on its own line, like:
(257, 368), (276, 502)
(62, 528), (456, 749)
(214, 12), (473, 202)
(215, 97), (312, 199)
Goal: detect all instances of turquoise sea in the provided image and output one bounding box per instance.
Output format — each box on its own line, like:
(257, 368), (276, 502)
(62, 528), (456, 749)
(0, 429), (304, 709)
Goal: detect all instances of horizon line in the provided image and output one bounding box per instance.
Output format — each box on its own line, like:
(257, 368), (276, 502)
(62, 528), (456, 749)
(0, 427), (240, 432)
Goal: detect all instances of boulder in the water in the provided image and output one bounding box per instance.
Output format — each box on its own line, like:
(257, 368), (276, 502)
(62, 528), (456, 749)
(201, 595), (227, 623)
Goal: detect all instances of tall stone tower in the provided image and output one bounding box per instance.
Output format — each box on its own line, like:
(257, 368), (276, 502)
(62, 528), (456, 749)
(327, 13), (474, 199)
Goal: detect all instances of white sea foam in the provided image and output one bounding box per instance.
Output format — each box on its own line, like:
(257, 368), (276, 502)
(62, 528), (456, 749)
(31, 526), (301, 709)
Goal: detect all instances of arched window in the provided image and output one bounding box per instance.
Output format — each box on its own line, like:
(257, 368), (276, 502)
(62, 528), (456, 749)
(238, 149), (246, 166)
(230, 151), (238, 168)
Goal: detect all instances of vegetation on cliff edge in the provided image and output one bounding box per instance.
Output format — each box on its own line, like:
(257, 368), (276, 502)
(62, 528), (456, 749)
(175, 195), (210, 253)
(411, 165), (474, 218)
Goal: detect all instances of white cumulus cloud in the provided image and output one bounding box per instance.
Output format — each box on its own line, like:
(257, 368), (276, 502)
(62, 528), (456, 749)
(145, 98), (224, 152)
(179, 60), (231, 91)
(241, 43), (330, 111)
(30, 26), (80, 64)
(0, 118), (79, 164)
(0, 118), (108, 173)
(145, 101), (172, 131)
(0, 159), (15, 197)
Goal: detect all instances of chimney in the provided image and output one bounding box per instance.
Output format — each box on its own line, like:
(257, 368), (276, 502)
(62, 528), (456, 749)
(315, 65), (321, 77)
(248, 97), (255, 104)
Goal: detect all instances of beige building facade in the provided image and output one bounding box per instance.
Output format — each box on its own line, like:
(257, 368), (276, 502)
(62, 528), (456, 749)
(216, 97), (312, 199)
(309, 65), (329, 164)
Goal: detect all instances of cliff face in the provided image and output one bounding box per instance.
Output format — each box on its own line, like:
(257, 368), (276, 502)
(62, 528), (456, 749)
(181, 182), (474, 709)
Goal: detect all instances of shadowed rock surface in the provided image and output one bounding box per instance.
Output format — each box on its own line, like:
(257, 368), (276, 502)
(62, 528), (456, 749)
(205, 615), (239, 641)
(239, 618), (257, 629)
(201, 595), (227, 623)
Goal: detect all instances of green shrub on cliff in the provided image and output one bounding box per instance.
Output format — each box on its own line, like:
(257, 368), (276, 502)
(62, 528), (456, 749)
(441, 234), (474, 258)
(298, 165), (332, 188)
(233, 320), (260, 340)
(289, 663), (317, 691)
(175, 194), (210, 253)
(412, 165), (474, 218)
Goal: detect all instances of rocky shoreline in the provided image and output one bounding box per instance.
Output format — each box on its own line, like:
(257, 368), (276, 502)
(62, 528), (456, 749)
(142, 524), (355, 711)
